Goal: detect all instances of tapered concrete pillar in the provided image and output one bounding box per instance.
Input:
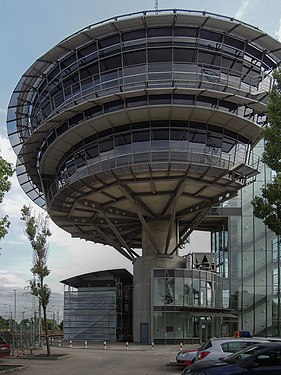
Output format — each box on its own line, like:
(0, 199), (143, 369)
(133, 220), (186, 343)
(141, 220), (178, 256)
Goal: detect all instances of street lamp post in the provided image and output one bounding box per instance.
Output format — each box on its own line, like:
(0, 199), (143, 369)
(12, 290), (17, 356)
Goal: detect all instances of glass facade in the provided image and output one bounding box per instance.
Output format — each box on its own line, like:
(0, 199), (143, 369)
(231, 144), (280, 336)
(46, 120), (252, 204)
(211, 142), (281, 336)
(152, 268), (237, 343)
(23, 25), (273, 131)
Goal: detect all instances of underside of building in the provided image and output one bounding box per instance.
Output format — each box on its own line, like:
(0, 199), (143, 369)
(7, 9), (281, 343)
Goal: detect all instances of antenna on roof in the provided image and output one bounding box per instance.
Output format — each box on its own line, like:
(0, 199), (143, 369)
(155, 0), (159, 14)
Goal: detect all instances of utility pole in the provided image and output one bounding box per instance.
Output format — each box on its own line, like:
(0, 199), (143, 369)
(12, 290), (17, 356)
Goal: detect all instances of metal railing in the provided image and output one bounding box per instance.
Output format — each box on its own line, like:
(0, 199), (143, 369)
(47, 147), (256, 205)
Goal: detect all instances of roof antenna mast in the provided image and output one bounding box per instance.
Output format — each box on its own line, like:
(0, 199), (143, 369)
(155, 0), (159, 14)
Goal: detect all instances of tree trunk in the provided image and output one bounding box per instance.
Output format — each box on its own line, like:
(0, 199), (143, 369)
(42, 305), (51, 357)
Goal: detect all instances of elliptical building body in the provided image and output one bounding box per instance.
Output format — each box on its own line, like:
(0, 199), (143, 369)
(7, 10), (281, 343)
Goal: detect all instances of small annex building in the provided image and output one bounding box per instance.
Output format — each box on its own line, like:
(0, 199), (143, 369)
(61, 269), (133, 342)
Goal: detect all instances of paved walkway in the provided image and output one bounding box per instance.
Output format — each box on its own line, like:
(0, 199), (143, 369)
(1, 343), (199, 375)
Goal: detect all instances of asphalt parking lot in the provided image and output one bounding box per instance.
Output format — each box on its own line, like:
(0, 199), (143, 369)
(0, 343), (196, 375)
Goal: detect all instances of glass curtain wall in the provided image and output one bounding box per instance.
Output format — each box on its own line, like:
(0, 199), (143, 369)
(227, 141), (279, 336)
(152, 268), (233, 343)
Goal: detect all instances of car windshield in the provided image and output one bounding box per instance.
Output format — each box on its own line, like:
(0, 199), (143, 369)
(223, 345), (271, 363)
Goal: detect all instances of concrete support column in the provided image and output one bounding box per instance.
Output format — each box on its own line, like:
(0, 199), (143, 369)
(142, 220), (178, 256)
(133, 220), (185, 343)
(133, 255), (185, 343)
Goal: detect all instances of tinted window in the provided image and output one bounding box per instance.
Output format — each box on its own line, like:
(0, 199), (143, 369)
(99, 138), (113, 152)
(152, 129), (169, 140)
(85, 105), (103, 119)
(201, 340), (212, 350)
(224, 35), (244, 50)
(126, 96), (147, 108)
(221, 341), (248, 353)
(98, 35), (120, 48)
(78, 42), (96, 57)
(149, 95), (171, 105)
(100, 55), (122, 71)
(132, 131), (149, 142)
(122, 29), (146, 41)
(199, 51), (216, 65)
(174, 48), (197, 62)
(60, 54), (77, 69)
(115, 133), (131, 146)
(147, 27), (172, 37)
(123, 50), (146, 65)
(174, 27), (198, 37)
(255, 348), (281, 366)
(148, 48), (172, 62)
(200, 30), (222, 42)
(86, 144), (98, 158)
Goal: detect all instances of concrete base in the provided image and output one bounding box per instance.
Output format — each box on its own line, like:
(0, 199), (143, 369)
(133, 254), (185, 343)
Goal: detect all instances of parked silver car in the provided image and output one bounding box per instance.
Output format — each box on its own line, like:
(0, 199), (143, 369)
(195, 337), (279, 363)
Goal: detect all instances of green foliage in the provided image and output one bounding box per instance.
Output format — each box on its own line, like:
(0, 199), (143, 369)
(21, 205), (52, 356)
(30, 279), (51, 310)
(59, 320), (63, 331)
(0, 156), (13, 202)
(0, 315), (10, 330)
(21, 205), (51, 307)
(0, 215), (10, 240)
(252, 67), (281, 234)
(0, 156), (14, 240)
(262, 69), (281, 171)
(46, 319), (60, 331)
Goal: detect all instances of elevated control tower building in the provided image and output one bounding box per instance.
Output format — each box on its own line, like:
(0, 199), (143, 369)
(7, 10), (281, 342)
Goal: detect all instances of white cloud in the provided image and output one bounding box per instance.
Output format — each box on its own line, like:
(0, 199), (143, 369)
(234, 0), (251, 20)
(0, 134), (16, 164)
(0, 270), (28, 288)
(275, 17), (281, 41)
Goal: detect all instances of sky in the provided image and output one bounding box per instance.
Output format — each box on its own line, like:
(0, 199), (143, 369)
(1, 0), (281, 316)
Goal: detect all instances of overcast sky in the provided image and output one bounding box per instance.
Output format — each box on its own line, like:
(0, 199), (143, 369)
(1, 0), (281, 304)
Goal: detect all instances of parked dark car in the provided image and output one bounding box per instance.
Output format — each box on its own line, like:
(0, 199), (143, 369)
(182, 342), (281, 374)
(0, 335), (11, 357)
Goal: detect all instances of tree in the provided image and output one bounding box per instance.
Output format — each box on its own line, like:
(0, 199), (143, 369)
(0, 156), (13, 239)
(46, 318), (59, 332)
(20, 205), (52, 357)
(252, 67), (281, 235)
(0, 315), (9, 331)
